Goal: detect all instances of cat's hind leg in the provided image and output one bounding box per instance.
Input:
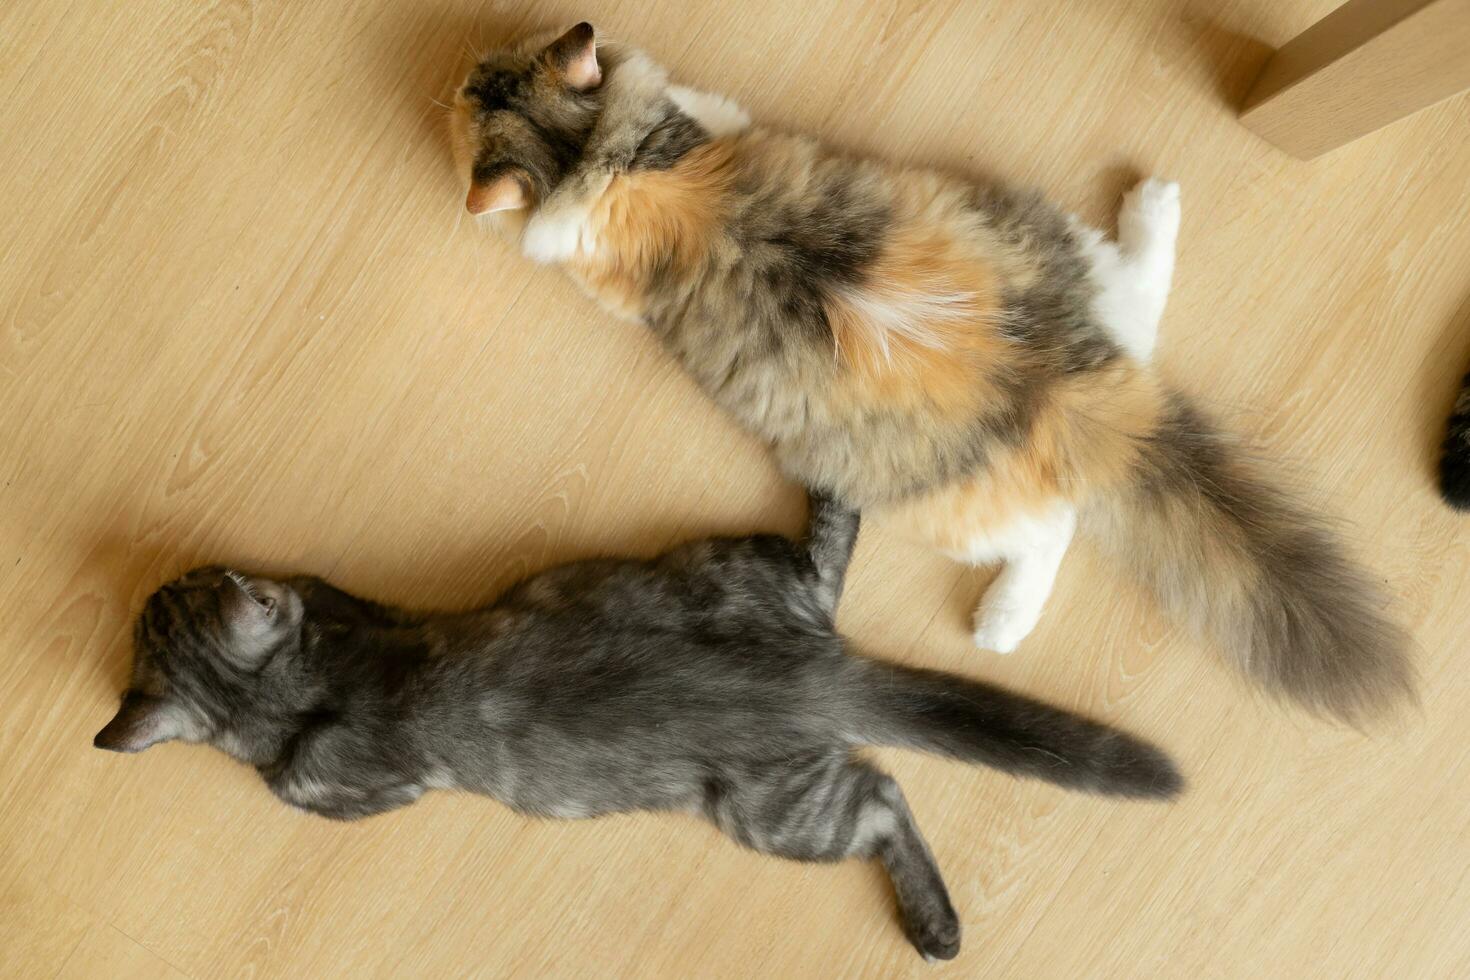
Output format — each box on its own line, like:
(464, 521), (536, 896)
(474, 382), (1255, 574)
(705, 753), (959, 961)
(965, 502), (1077, 654)
(1077, 177), (1181, 362)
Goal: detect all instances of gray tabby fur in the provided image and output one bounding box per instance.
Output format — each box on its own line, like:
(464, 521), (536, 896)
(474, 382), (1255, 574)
(95, 495), (1180, 960)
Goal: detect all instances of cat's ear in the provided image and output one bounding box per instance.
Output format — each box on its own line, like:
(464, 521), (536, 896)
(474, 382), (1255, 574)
(220, 572), (287, 664)
(94, 692), (184, 753)
(545, 22), (600, 91)
(467, 171), (529, 214)
(220, 572), (276, 629)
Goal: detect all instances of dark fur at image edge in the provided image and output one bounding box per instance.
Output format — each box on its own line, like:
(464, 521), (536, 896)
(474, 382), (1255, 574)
(1086, 393), (1417, 724)
(95, 496), (1179, 961)
(1440, 372), (1470, 509)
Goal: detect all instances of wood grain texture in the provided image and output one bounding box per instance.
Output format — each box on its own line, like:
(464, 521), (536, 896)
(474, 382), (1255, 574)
(2, 0), (1469, 976)
(1240, 0), (1470, 158)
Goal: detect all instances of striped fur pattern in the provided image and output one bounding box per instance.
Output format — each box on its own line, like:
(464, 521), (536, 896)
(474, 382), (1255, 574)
(449, 25), (1414, 722)
(94, 495), (1180, 961)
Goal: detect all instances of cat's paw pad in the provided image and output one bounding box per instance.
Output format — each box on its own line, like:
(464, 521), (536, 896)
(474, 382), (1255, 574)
(520, 207), (591, 264)
(1119, 178), (1181, 252)
(971, 600), (1038, 654)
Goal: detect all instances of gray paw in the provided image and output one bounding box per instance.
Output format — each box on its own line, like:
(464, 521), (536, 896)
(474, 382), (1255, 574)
(908, 910), (961, 961)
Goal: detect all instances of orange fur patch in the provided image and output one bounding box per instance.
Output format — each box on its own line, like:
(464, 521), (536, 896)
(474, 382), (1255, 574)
(569, 140), (737, 319)
(878, 363), (1165, 551)
(824, 223), (1015, 420)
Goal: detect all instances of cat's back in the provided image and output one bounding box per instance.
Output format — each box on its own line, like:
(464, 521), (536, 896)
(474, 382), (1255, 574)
(489, 535), (830, 637)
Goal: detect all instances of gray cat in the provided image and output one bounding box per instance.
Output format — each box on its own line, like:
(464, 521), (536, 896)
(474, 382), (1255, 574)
(94, 494), (1180, 960)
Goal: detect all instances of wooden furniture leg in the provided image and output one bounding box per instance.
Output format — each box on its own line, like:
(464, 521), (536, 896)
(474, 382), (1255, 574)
(1240, 0), (1470, 159)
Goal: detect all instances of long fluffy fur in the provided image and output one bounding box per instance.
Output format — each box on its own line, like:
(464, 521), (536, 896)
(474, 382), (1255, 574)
(451, 26), (1415, 722)
(1085, 393), (1416, 724)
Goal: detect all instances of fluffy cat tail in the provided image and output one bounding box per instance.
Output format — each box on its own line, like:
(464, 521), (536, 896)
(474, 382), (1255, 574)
(1440, 371), (1470, 509)
(1086, 391), (1416, 725)
(848, 660), (1183, 799)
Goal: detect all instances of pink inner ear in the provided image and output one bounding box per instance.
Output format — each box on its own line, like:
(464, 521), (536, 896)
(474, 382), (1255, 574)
(466, 174), (527, 214)
(549, 22), (600, 91)
(220, 573), (268, 628)
(563, 42), (600, 91)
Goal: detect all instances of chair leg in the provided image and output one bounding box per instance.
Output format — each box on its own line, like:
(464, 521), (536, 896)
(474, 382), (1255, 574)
(1239, 0), (1470, 159)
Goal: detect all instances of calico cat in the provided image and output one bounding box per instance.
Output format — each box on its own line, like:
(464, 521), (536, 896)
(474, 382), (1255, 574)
(1441, 371), (1470, 508)
(94, 494), (1180, 960)
(448, 23), (1415, 723)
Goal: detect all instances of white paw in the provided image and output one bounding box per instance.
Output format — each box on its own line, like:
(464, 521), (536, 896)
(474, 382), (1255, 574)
(1118, 178), (1180, 254)
(971, 599), (1039, 655)
(667, 85), (751, 137)
(520, 207), (590, 264)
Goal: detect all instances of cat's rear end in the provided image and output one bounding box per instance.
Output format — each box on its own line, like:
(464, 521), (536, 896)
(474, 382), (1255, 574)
(481, 524), (1180, 803)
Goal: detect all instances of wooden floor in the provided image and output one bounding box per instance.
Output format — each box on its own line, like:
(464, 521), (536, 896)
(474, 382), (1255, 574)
(4, 1), (1469, 976)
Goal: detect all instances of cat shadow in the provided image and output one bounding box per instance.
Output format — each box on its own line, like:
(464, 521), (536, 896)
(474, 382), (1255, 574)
(76, 501), (793, 699)
(71, 511), (292, 687)
(331, 4), (505, 203)
(292, 488), (802, 613)
(1079, 163), (1149, 233)
(1415, 288), (1470, 489)
(69, 519), (220, 694)
(352, 3), (567, 169)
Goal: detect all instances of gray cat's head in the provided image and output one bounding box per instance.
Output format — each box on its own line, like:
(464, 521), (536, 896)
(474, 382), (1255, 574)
(94, 567), (307, 756)
(449, 23), (605, 215)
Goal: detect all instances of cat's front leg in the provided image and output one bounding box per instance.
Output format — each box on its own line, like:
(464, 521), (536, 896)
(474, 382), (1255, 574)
(263, 736), (424, 821)
(522, 50), (672, 264)
(666, 84), (750, 137)
(520, 169), (613, 264)
(800, 490), (861, 618)
(267, 770), (423, 821)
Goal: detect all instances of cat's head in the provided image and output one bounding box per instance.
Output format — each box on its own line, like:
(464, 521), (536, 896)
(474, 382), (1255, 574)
(94, 567), (307, 756)
(449, 23), (604, 216)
